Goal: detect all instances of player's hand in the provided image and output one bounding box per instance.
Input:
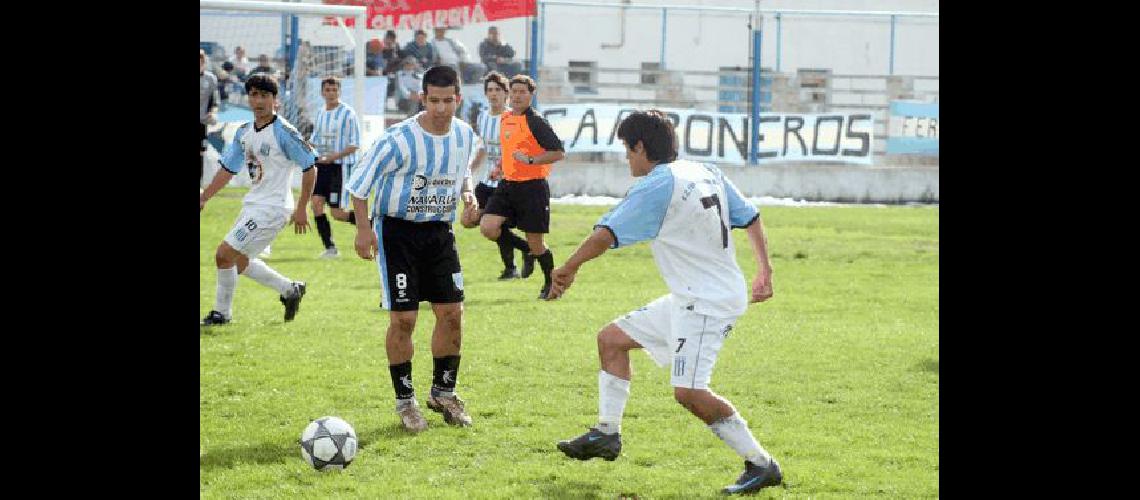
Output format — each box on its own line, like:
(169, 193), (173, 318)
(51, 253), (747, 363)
(544, 282), (565, 301)
(551, 266), (576, 291)
(460, 199), (480, 229)
(750, 268), (773, 303)
(512, 151), (530, 163)
(206, 112), (218, 126)
(291, 209), (310, 234)
(355, 229), (378, 260)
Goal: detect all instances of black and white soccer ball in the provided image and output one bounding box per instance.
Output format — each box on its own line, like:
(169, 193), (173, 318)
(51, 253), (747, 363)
(299, 416), (358, 471)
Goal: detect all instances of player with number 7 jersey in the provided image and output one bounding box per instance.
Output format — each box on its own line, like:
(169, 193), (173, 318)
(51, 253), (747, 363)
(546, 110), (782, 496)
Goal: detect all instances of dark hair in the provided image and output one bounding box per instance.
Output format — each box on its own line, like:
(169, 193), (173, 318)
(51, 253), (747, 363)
(616, 110), (678, 164)
(422, 65), (461, 94)
(483, 71), (508, 93)
(414, 30), (426, 37)
(508, 74), (536, 93)
(245, 74), (280, 96)
(384, 30), (397, 39)
(321, 76), (341, 89)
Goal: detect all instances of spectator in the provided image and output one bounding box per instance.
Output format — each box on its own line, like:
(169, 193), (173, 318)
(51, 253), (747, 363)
(366, 38), (384, 76)
(479, 26), (523, 77)
(200, 49), (219, 185)
(228, 45), (250, 81)
(431, 27), (485, 83)
(381, 30), (405, 75)
(251, 54), (276, 79)
(403, 30), (435, 71)
(394, 57), (423, 117)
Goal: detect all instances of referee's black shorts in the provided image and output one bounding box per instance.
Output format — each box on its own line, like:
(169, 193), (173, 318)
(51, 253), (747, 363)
(484, 178), (550, 234)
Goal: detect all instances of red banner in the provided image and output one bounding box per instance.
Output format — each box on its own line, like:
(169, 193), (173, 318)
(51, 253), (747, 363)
(322, 1), (536, 30)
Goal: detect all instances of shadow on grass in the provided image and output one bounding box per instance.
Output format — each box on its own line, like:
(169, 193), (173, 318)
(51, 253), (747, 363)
(357, 424), (422, 448)
(199, 440), (295, 471)
(919, 359), (938, 374)
(536, 479), (606, 499)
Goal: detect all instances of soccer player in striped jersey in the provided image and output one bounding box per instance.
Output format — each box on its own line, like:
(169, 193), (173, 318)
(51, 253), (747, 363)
(461, 71), (529, 280)
(199, 74), (318, 326)
(346, 66), (479, 433)
(546, 111), (783, 495)
(308, 76), (362, 259)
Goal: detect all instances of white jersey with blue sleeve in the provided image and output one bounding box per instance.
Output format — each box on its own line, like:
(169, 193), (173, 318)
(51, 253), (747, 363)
(596, 159), (760, 318)
(310, 101), (361, 165)
(345, 113), (476, 223)
(474, 109), (503, 187)
(219, 115), (317, 212)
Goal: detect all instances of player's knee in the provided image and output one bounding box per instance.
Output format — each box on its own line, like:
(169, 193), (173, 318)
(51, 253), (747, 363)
(597, 325), (631, 353)
(479, 219), (500, 240)
(673, 387), (704, 408)
(214, 244), (236, 268)
(388, 315), (418, 336)
(437, 307), (463, 333)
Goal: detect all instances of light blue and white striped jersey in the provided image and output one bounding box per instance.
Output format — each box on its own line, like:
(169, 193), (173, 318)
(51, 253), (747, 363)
(596, 159), (760, 318)
(474, 108), (504, 187)
(310, 101), (361, 165)
(346, 113), (477, 223)
(219, 115), (317, 212)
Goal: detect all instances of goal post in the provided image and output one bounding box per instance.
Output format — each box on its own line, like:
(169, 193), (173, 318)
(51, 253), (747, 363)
(200, 0), (367, 129)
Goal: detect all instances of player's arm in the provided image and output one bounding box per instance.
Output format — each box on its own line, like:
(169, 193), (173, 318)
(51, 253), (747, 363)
(742, 217), (773, 303)
(326, 112), (361, 162)
(346, 135), (392, 260)
(546, 227), (615, 299)
(292, 167), (316, 233)
(201, 126), (247, 211)
(722, 173), (771, 303)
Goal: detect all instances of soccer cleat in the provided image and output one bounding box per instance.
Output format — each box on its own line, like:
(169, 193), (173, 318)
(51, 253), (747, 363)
(396, 399), (428, 433)
(521, 253), (537, 278)
(538, 281), (552, 300)
(319, 247), (339, 259)
(556, 427), (622, 461)
(426, 394), (473, 427)
(722, 459), (783, 495)
(200, 310), (230, 326)
(498, 267), (520, 281)
(279, 282), (307, 321)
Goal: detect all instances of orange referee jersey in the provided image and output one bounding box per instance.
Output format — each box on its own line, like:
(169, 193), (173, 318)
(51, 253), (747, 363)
(500, 106), (565, 181)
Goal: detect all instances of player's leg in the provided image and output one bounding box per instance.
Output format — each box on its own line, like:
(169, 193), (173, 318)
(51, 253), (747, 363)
(479, 182), (513, 241)
(419, 227), (472, 426)
(206, 207), (304, 324)
(378, 216), (429, 431)
(311, 164), (337, 257)
(202, 241), (242, 325)
(667, 311), (781, 494)
(557, 296), (673, 461)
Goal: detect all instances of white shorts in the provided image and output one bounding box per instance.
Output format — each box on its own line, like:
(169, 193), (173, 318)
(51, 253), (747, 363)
(613, 294), (737, 390)
(222, 204), (289, 257)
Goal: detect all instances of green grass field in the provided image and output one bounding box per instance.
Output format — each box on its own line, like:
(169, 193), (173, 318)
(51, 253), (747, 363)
(200, 188), (938, 499)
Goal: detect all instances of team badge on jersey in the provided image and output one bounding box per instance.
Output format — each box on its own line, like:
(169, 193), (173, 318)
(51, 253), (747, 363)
(259, 143), (271, 156)
(412, 175), (427, 191)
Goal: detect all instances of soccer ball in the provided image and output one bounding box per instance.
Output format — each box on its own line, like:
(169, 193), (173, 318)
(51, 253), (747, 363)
(299, 416), (358, 471)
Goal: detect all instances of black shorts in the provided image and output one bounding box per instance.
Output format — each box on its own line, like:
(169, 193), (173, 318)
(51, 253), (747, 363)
(484, 179), (550, 234)
(313, 163), (345, 208)
(377, 216), (464, 311)
(475, 182), (515, 229)
(200, 122), (208, 152)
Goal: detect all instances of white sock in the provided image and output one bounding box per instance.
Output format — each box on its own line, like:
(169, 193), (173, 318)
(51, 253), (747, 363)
(241, 258), (294, 296)
(214, 266), (238, 317)
(708, 412), (772, 467)
(597, 370), (631, 435)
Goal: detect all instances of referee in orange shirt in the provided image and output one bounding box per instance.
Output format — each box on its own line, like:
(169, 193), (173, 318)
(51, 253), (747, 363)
(479, 75), (566, 299)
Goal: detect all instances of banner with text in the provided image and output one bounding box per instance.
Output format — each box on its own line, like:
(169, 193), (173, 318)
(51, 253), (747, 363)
(322, 0), (536, 30)
(534, 105), (873, 165)
(886, 101), (938, 156)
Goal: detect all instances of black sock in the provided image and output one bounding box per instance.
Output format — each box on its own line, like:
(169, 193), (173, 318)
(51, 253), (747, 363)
(389, 361), (415, 400)
(538, 249), (554, 282)
(430, 355), (461, 396)
(496, 231), (516, 269)
(507, 230), (529, 252)
(345, 210), (356, 225)
(314, 214), (334, 249)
